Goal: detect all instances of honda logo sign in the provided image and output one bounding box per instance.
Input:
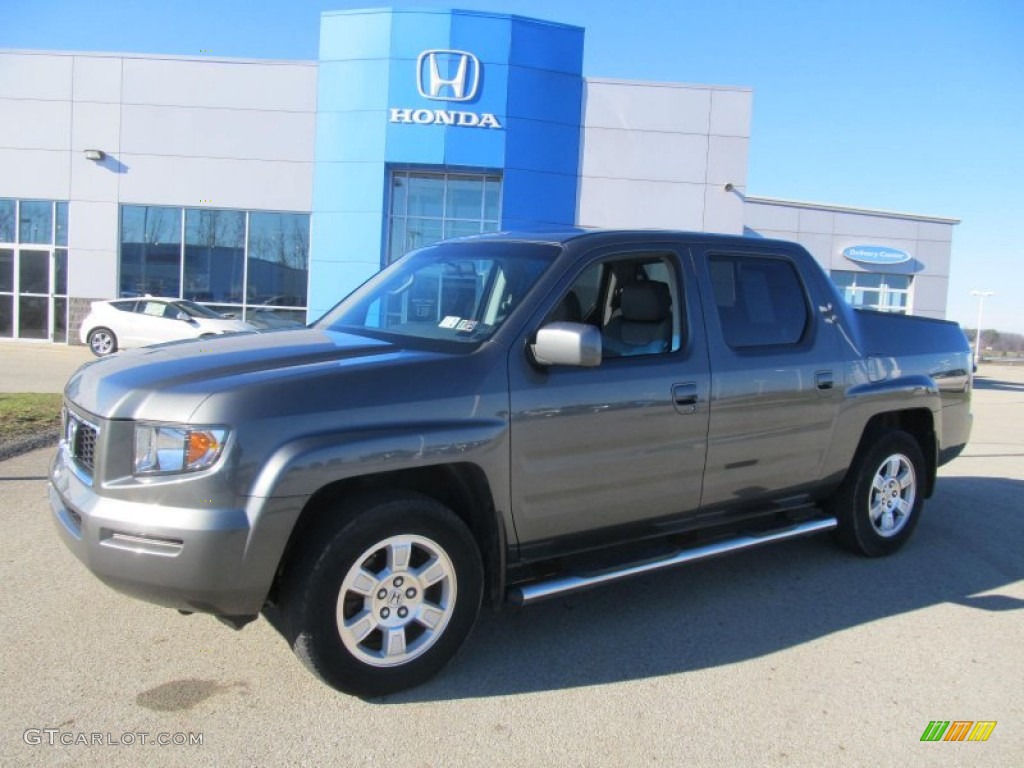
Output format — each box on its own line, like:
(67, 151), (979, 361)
(389, 49), (502, 130)
(417, 50), (480, 102)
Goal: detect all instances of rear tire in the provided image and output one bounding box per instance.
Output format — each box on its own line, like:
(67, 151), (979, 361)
(87, 327), (117, 357)
(827, 430), (926, 557)
(283, 492), (483, 697)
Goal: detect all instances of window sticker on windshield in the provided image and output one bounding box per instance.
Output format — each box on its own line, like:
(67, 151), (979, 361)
(439, 316), (461, 329)
(456, 320), (478, 332)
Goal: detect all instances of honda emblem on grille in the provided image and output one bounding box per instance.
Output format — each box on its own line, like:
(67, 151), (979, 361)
(67, 417), (79, 456)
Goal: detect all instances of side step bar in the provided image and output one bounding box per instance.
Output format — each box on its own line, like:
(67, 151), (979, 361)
(508, 517), (837, 606)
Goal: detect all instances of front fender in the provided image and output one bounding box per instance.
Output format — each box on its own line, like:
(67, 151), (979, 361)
(232, 420), (512, 611)
(248, 419), (508, 500)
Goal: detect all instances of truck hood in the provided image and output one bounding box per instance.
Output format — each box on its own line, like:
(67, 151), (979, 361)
(64, 328), (411, 421)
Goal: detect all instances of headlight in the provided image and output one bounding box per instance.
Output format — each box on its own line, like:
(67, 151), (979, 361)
(133, 424), (228, 475)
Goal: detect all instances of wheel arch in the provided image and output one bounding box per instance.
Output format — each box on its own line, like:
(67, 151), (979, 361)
(271, 462), (506, 609)
(851, 409), (937, 497)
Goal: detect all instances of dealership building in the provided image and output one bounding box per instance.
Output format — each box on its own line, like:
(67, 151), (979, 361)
(0, 7), (958, 344)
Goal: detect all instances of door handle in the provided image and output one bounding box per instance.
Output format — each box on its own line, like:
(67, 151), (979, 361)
(672, 383), (699, 414)
(815, 371), (834, 391)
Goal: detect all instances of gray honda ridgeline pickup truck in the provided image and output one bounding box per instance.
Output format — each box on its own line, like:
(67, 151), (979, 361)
(50, 230), (972, 696)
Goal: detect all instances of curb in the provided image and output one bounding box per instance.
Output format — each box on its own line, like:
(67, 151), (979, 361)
(0, 429), (60, 463)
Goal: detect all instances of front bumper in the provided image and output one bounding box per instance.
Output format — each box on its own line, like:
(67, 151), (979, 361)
(48, 443), (269, 616)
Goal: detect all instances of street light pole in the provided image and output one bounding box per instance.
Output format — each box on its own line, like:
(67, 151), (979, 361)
(970, 290), (994, 367)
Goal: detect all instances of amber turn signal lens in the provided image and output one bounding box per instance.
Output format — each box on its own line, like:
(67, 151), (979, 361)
(186, 431), (218, 466)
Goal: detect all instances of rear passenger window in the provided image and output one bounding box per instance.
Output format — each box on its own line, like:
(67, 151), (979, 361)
(709, 255), (808, 348)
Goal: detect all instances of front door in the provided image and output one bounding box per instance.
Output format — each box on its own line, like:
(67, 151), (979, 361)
(507, 245), (711, 558)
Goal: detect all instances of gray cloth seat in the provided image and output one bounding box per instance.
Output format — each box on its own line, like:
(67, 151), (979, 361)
(602, 282), (672, 357)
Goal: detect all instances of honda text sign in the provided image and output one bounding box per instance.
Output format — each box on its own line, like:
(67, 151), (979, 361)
(389, 49), (502, 129)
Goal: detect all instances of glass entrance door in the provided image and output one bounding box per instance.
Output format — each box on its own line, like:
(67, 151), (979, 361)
(0, 199), (69, 342)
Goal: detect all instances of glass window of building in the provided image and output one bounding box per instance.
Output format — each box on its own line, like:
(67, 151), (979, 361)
(184, 209), (245, 304)
(119, 206), (310, 329)
(387, 171), (502, 263)
(0, 198), (69, 341)
(831, 271), (911, 313)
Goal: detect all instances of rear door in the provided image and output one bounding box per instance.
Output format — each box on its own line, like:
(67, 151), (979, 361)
(131, 300), (193, 346)
(694, 245), (843, 512)
(507, 242), (711, 558)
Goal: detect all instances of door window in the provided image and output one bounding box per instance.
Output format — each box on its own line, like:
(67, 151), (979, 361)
(709, 255), (809, 348)
(545, 254), (683, 358)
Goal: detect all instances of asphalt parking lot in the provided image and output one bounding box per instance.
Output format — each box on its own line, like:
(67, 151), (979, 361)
(1, 359), (1021, 766)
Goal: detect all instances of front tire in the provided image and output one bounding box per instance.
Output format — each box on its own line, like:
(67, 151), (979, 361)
(283, 492), (483, 697)
(828, 430), (926, 557)
(87, 327), (117, 357)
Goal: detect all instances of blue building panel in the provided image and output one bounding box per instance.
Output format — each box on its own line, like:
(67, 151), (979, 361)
(510, 17), (585, 75)
(504, 118), (581, 176)
(506, 66), (583, 126)
(384, 121), (447, 165)
(442, 125), (506, 168)
(306, 260), (382, 319)
(501, 168), (579, 227)
(449, 10), (513, 65)
(315, 111), (388, 163)
(389, 10), (453, 60)
(319, 9), (393, 62)
(312, 7), (586, 310)
(312, 161), (387, 214)
(317, 60), (392, 112)
(311, 211), (386, 262)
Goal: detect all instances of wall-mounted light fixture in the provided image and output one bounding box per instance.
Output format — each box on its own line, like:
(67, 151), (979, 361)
(84, 149), (105, 161)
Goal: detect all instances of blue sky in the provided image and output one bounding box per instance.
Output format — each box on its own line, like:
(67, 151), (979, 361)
(4, 0), (1022, 333)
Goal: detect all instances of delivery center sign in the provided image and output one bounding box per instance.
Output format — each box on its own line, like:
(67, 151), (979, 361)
(389, 50), (503, 129)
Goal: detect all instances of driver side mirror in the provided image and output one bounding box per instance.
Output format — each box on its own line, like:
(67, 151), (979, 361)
(531, 322), (602, 367)
(175, 311), (191, 322)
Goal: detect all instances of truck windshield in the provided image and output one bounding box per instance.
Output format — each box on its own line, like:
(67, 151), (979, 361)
(315, 241), (559, 345)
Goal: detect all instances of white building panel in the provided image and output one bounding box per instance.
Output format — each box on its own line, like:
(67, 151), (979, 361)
(702, 186), (744, 234)
(748, 228), (799, 242)
(71, 101), (121, 152)
(72, 56), (122, 103)
(914, 239), (953, 275)
(0, 148), (70, 199)
(0, 53), (72, 100)
(798, 207), (834, 234)
(0, 99), (71, 150)
(577, 177), (705, 230)
(912, 275), (950, 314)
(833, 211), (919, 240)
(744, 202), (800, 232)
(580, 127), (707, 184)
(120, 104), (316, 162)
(796, 232), (832, 264)
(121, 58), (317, 112)
(705, 135), (748, 186)
(69, 154), (120, 202)
(583, 79), (712, 134)
(68, 200), (118, 253)
(70, 248), (119, 299)
(709, 88), (752, 137)
(917, 220), (955, 242)
(117, 155), (314, 212)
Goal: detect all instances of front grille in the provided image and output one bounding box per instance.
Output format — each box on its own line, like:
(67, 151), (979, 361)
(66, 410), (100, 478)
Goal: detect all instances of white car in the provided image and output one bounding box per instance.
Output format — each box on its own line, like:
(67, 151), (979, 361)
(80, 298), (255, 357)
